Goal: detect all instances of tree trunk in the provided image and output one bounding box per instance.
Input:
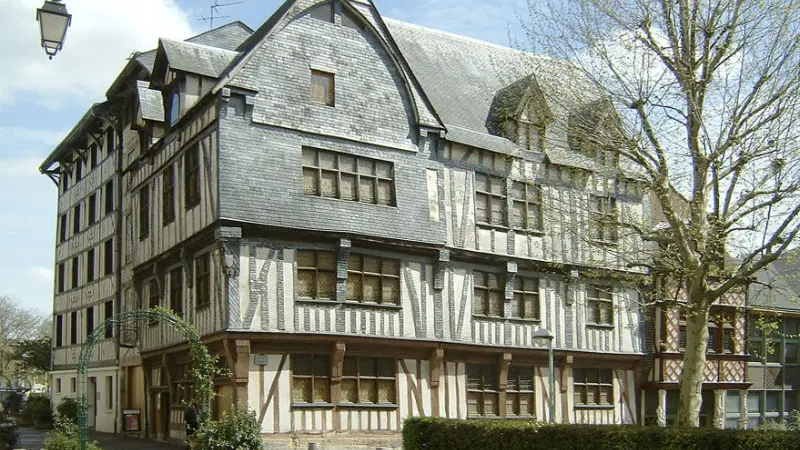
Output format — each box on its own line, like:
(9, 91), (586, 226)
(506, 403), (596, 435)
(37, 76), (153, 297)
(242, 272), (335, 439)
(677, 306), (710, 427)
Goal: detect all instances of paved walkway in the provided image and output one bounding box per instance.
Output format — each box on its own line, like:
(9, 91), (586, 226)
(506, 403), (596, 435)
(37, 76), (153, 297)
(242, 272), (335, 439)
(14, 426), (183, 450)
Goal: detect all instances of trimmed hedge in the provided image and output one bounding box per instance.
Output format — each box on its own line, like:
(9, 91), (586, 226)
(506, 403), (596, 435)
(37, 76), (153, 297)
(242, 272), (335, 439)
(403, 417), (800, 450)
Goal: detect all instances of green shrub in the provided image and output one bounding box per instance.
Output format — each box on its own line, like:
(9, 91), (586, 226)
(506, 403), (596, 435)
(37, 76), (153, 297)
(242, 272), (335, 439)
(402, 417), (800, 450)
(190, 406), (262, 450)
(56, 398), (79, 422)
(43, 417), (101, 450)
(23, 394), (53, 425)
(0, 422), (18, 449)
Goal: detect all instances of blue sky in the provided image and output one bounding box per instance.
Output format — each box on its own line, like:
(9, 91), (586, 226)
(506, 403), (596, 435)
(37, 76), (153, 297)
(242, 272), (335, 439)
(0, 0), (527, 315)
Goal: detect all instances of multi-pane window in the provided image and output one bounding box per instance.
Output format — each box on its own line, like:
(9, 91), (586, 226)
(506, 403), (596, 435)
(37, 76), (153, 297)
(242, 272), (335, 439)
(291, 354), (330, 403)
(590, 195), (618, 242)
(506, 366), (535, 417)
(162, 165), (175, 225)
(85, 306), (94, 338)
(148, 279), (160, 310)
(473, 271), (503, 317)
(75, 161), (82, 181)
(302, 148), (395, 206)
(511, 277), (539, 320)
(71, 256), (79, 289)
(139, 186), (149, 239)
(56, 315), (63, 347)
(88, 193), (97, 225)
(184, 145), (201, 209)
(57, 263), (65, 293)
(297, 250), (336, 300)
(104, 301), (113, 338)
(60, 214), (67, 242)
(170, 268), (183, 316)
(708, 311), (735, 353)
(310, 70), (335, 106)
(467, 364), (498, 417)
(586, 285), (613, 326)
(106, 376), (114, 410)
(104, 180), (114, 215)
(475, 173), (506, 226)
(195, 253), (211, 308)
(86, 248), (95, 283)
(73, 204), (81, 234)
(573, 368), (613, 407)
(510, 181), (543, 231)
(341, 356), (396, 404)
(70, 311), (78, 345)
(346, 254), (400, 305)
(103, 238), (113, 276)
(105, 127), (115, 153)
(90, 144), (98, 169)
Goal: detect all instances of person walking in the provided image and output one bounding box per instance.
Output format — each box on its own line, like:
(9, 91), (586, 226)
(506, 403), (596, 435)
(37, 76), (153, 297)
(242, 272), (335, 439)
(183, 403), (199, 449)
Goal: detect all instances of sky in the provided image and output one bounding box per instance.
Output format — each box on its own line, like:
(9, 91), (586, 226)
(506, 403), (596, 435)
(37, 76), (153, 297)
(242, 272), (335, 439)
(0, 0), (528, 316)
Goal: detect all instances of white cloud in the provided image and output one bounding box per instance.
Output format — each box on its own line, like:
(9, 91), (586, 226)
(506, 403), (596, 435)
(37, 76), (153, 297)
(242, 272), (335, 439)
(0, 127), (67, 147)
(27, 266), (54, 284)
(0, 0), (194, 108)
(0, 157), (44, 176)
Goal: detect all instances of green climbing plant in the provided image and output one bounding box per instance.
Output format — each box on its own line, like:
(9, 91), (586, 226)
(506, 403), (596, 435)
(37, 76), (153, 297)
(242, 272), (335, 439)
(76, 307), (224, 450)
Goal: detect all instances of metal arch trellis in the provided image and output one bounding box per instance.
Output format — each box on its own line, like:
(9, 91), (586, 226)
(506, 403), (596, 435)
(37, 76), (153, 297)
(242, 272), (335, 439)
(76, 308), (216, 450)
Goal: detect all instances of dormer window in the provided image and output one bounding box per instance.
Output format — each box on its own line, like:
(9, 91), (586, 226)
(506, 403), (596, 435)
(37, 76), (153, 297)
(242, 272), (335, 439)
(169, 89), (181, 125)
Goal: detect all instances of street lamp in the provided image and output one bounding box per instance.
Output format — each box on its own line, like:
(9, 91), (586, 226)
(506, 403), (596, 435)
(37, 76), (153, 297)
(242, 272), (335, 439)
(36, 0), (72, 59)
(533, 328), (555, 423)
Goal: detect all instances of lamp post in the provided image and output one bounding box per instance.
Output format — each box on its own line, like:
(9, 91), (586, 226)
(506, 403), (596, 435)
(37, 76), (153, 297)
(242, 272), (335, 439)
(36, 0), (72, 59)
(533, 328), (555, 423)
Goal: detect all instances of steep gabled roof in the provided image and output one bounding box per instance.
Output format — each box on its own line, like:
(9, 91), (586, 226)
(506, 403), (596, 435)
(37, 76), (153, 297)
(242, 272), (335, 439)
(154, 39), (239, 80)
(106, 21), (253, 97)
(185, 21), (254, 51)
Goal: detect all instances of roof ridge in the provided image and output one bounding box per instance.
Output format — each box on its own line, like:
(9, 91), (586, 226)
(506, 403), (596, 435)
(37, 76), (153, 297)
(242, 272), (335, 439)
(160, 37), (239, 54)
(186, 21), (254, 42)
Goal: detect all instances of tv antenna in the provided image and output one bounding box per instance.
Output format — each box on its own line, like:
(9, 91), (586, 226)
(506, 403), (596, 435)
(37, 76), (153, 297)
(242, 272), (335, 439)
(198, 0), (244, 30)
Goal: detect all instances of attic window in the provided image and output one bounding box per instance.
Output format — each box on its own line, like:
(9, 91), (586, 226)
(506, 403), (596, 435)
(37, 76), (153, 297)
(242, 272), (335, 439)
(169, 90), (180, 125)
(308, 2), (334, 23)
(311, 70), (335, 107)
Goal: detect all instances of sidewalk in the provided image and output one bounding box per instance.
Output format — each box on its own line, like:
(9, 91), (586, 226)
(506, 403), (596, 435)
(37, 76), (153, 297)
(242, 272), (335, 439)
(14, 426), (183, 450)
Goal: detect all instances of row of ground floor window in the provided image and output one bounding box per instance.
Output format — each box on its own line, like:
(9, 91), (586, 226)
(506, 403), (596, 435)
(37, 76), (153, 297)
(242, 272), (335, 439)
(50, 354), (800, 439)
(644, 388), (800, 428)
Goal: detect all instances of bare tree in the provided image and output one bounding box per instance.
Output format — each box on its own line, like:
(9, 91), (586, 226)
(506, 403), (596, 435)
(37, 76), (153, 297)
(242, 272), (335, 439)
(522, 0), (800, 426)
(0, 295), (48, 384)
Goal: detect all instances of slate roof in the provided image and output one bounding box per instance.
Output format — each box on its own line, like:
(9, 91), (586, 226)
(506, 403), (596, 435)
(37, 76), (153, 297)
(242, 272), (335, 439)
(384, 19), (602, 162)
(43, 22), (253, 172)
(158, 39), (239, 78)
(185, 21), (253, 51)
(750, 250), (800, 312)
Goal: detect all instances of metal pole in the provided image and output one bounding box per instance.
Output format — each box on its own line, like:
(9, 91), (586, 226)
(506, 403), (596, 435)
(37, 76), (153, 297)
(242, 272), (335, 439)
(548, 337), (555, 423)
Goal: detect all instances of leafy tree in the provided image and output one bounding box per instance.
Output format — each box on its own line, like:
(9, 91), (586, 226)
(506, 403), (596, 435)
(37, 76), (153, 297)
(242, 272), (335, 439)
(0, 296), (47, 384)
(523, 0), (800, 426)
(14, 337), (51, 373)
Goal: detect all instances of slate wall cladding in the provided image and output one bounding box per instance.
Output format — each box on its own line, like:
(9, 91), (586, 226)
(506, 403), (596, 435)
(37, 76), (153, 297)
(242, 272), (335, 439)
(227, 6), (425, 151)
(218, 117), (445, 245)
(216, 7), (446, 245)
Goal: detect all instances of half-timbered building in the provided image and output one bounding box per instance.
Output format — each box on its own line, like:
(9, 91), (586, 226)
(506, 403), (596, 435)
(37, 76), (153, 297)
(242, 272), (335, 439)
(46, 0), (658, 446)
(40, 103), (122, 433)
